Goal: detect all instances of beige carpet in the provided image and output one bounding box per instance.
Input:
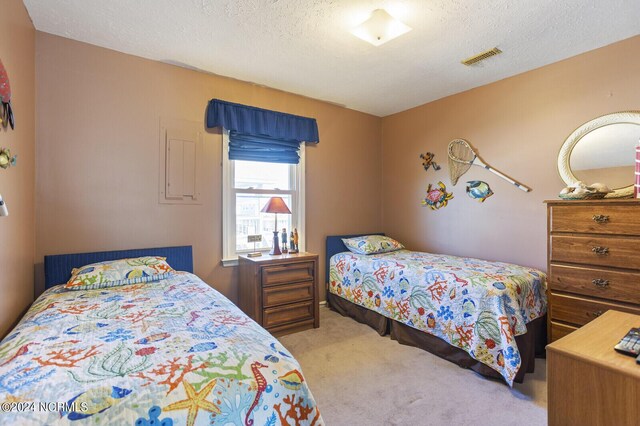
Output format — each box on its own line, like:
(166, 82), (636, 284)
(279, 306), (547, 426)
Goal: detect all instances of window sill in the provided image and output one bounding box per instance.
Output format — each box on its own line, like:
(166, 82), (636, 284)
(221, 258), (239, 267)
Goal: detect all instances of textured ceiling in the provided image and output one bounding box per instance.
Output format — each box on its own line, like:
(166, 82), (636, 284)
(24, 0), (640, 116)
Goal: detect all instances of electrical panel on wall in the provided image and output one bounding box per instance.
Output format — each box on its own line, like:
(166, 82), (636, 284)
(159, 118), (202, 204)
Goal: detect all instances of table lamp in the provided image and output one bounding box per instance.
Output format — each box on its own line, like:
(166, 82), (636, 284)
(261, 197), (291, 255)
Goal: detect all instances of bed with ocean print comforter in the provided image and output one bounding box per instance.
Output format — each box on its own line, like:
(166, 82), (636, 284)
(329, 249), (547, 385)
(0, 272), (322, 425)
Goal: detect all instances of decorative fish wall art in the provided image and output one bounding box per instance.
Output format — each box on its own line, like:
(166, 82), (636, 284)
(419, 152), (441, 172)
(0, 59), (14, 130)
(466, 180), (494, 202)
(421, 181), (453, 210)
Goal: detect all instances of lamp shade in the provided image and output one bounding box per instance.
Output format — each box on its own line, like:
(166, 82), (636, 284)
(261, 197), (291, 214)
(350, 9), (412, 47)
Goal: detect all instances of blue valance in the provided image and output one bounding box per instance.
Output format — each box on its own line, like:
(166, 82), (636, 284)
(229, 132), (300, 164)
(206, 99), (319, 143)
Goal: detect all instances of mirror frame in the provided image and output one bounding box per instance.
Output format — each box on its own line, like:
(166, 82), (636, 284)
(558, 111), (640, 198)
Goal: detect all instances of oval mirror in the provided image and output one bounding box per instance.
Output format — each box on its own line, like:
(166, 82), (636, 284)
(558, 111), (640, 198)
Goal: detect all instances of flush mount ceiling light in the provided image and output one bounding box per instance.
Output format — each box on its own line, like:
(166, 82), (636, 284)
(350, 9), (412, 47)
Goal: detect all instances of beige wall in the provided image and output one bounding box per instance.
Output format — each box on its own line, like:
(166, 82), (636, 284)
(0, 0), (36, 336)
(35, 33), (382, 302)
(381, 35), (640, 272)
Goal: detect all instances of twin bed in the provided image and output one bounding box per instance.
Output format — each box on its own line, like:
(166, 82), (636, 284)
(326, 234), (548, 385)
(0, 246), (322, 425)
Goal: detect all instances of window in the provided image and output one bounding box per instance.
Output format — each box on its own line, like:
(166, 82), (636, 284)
(222, 131), (305, 265)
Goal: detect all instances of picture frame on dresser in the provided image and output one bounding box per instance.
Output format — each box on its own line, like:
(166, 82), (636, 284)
(545, 199), (640, 342)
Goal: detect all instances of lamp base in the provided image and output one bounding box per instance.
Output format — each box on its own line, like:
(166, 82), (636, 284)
(270, 231), (282, 256)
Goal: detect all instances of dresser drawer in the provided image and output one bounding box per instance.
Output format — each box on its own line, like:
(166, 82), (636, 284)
(261, 261), (314, 287)
(263, 281), (314, 307)
(549, 264), (640, 305)
(549, 321), (578, 342)
(550, 293), (640, 327)
(550, 235), (640, 270)
(551, 205), (640, 235)
(263, 300), (313, 329)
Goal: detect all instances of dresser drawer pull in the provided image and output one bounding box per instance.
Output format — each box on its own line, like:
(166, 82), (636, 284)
(587, 310), (604, 318)
(592, 214), (610, 223)
(591, 278), (610, 288)
(591, 246), (609, 255)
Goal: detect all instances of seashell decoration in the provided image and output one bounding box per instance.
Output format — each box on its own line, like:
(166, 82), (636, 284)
(558, 181), (613, 199)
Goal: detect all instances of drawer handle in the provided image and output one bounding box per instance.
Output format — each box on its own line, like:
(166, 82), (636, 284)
(591, 246), (609, 255)
(592, 214), (610, 224)
(592, 278), (609, 288)
(588, 310), (604, 318)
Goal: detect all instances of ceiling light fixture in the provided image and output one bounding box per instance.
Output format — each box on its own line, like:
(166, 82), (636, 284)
(350, 9), (412, 47)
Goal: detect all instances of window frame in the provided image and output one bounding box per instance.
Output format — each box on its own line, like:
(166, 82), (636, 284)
(221, 130), (305, 266)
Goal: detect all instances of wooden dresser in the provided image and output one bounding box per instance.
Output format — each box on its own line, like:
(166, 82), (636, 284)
(547, 310), (640, 426)
(546, 199), (640, 342)
(238, 252), (319, 336)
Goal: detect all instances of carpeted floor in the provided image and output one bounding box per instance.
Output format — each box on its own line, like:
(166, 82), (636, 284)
(279, 306), (547, 426)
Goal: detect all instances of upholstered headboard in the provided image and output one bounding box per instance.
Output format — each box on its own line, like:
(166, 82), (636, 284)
(44, 245), (193, 289)
(325, 233), (384, 284)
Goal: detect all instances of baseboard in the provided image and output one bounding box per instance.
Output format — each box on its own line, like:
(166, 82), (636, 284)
(319, 301), (327, 307)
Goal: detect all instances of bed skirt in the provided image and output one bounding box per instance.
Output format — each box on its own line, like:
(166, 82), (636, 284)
(327, 292), (546, 384)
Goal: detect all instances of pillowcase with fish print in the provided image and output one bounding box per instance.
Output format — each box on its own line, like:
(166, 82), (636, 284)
(342, 235), (405, 255)
(64, 256), (174, 291)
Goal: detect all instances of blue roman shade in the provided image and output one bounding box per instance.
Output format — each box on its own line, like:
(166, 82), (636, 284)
(206, 99), (319, 164)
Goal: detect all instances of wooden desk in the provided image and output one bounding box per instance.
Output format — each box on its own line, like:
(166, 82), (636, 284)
(547, 310), (640, 426)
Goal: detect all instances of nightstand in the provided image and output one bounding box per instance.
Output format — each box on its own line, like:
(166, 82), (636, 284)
(547, 310), (640, 425)
(238, 252), (319, 336)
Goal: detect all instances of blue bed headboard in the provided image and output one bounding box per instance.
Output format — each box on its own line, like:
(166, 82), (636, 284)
(44, 245), (193, 289)
(325, 233), (384, 284)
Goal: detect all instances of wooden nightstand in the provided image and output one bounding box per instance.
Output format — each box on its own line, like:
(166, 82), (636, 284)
(238, 252), (319, 336)
(547, 310), (640, 426)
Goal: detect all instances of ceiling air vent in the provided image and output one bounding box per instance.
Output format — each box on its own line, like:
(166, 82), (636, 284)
(461, 47), (502, 66)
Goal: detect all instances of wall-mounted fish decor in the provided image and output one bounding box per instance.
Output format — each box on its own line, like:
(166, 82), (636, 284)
(466, 180), (494, 202)
(0, 59), (14, 130)
(419, 152), (441, 172)
(421, 181), (453, 210)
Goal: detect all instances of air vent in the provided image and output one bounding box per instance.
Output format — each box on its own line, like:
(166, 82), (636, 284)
(461, 47), (502, 66)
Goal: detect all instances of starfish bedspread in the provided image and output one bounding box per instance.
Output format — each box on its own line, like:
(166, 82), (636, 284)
(0, 272), (322, 425)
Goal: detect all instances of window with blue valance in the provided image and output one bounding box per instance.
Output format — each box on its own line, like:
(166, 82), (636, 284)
(206, 99), (319, 164)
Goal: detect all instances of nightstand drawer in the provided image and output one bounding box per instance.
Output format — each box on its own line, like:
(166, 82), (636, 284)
(262, 262), (314, 287)
(550, 235), (640, 270)
(550, 293), (640, 327)
(549, 264), (640, 305)
(263, 281), (314, 307)
(263, 300), (313, 329)
(551, 205), (640, 235)
(549, 321), (578, 342)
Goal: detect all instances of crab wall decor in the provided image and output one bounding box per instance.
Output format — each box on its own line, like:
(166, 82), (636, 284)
(0, 147), (17, 169)
(419, 152), (441, 172)
(421, 181), (453, 210)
